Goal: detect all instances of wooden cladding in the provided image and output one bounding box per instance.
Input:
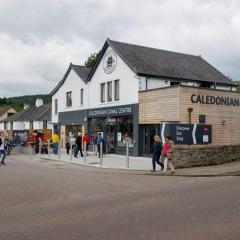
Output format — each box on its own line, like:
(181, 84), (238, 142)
(139, 86), (240, 145)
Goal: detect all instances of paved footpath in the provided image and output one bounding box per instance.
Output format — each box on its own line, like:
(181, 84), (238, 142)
(36, 148), (240, 176)
(0, 153), (240, 240)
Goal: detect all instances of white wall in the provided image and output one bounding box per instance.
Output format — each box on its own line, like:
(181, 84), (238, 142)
(24, 122), (30, 130)
(47, 121), (52, 130)
(0, 122), (4, 131)
(13, 121), (24, 130)
(88, 46), (139, 109)
(181, 81), (200, 87)
(211, 84), (237, 92)
(33, 121), (43, 129)
(52, 69), (88, 124)
(147, 78), (170, 90)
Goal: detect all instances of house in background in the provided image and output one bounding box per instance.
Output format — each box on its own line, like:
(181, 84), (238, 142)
(0, 99), (52, 137)
(0, 106), (17, 122)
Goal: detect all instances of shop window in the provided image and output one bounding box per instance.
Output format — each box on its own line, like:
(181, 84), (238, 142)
(80, 88), (84, 106)
(100, 83), (105, 103)
(114, 80), (120, 101)
(55, 99), (58, 114)
(107, 81), (112, 102)
(66, 91), (72, 107)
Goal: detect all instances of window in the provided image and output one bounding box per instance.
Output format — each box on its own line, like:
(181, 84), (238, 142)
(66, 91), (72, 107)
(43, 121), (47, 129)
(199, 115), (206, 124)
(107, 81), (112, 102)
(80, 89), (84, 106)
(114, 80), (120, 101)
(100, 83), (105, 103)
(30, 121), (33, 129)
(54, 99), (58, 114)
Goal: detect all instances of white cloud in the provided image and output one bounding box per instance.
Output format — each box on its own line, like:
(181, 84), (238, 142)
(0, 0), (239, 97)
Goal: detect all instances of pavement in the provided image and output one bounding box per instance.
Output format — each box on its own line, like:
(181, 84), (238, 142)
(0, 153), (240, 240)
(34, 148), (240, 177)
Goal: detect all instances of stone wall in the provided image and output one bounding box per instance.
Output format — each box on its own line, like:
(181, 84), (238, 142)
(173, 144), (240, 168)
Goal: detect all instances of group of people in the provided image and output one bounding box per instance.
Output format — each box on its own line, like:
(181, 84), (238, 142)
(152, 135), (175, 174)
(65, 132), (104, 158)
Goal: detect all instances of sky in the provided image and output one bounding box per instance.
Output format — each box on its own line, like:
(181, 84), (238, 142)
(0, 0), (240, 97)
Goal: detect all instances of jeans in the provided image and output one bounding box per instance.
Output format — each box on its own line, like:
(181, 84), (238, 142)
(0, 149), (6, 163)
(74, 145), (83, 157)
(152, 155), (164, 170)
(53, 143), (58, 154)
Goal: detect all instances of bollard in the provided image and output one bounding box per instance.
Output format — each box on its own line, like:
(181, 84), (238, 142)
(126, 141), (129, 168)
(100, 142), (103, 165)
(39, 139), (42, 156)
(70, 142), (73, 161)
(48, 140), (50, 157)
(58, 141), (61, 159)
(84, 142), (87, 163)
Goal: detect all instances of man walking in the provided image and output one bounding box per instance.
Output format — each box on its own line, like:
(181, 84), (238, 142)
(74, 133), (83, 158)
(97, 133), (104, 158)
(0, 133), (6, 165)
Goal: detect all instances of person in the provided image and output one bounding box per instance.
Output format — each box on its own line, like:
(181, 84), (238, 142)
(66, 136), (70, 155)
(97, 133), (104, 158)
(52, 132), (59, 155)
(82, 133), (89, 155)
(162, 136), (175, 174)
(0, 133), (6, 165)
(70, 134), (76, 155)
(151, 135), (164, 172)
(74, 133), (83, 158)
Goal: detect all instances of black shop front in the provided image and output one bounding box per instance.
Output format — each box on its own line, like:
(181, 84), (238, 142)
(88, 104), (139, 156)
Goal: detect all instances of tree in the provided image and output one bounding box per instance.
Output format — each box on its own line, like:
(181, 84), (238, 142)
(84, 51), (100, 68)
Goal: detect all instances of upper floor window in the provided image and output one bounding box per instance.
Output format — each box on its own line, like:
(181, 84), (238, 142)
(114, 79), (120, 101)
(54, 99), (58, 114)
(100, 83), (105, 103)
(66, 91), (72, 107)
(107, 81), (112, 102)
(80, 89), (84, 106)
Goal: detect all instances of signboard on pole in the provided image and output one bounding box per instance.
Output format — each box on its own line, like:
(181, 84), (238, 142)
(160, 123), (212, 144)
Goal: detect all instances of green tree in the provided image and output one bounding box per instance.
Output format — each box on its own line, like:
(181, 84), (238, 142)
(84, 51), (100, 68)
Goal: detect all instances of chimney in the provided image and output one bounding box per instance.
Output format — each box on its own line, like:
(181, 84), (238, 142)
(23, 103), (30, 109)
(35, 98), (43, 108)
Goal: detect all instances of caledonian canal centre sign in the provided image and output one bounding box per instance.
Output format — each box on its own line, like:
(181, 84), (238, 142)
(191, 94), (240, 107)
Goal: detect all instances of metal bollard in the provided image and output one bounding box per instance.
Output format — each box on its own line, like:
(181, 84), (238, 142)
(48, 140), (50, 157)
(39, 140), (42, 156)
(84, 142), (87, 163)
(126, 141), (129, 168)
(70, 142), (73, 161)
(58, 141), (61, 159)
(100, 142), (103, 165)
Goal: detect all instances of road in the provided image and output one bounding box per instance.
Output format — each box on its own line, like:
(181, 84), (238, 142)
(0, 154), (240, 240)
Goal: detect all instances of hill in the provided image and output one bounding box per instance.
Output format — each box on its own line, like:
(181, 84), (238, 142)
(0, 94), (51, 111)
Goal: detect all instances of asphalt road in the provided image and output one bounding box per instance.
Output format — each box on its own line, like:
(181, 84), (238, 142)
(0, 155), (240, 240)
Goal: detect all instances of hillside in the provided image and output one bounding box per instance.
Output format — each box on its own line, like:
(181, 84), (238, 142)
(0, 94), (51, 111)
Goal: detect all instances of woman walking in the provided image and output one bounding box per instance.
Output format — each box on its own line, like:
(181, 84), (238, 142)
(162, 136), (175, 174)
(151, 135), (164, 172)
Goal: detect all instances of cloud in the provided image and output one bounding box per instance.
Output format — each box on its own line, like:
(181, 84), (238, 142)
(0, 0), (239, 97)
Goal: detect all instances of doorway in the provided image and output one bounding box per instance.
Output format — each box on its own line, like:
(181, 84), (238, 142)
(142, 125), (160, 157)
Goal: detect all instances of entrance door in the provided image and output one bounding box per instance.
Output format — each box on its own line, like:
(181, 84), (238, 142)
(143, 125), (160, 157)
(105, 125), (116, 153)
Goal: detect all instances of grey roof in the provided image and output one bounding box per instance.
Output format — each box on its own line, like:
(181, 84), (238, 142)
(0, 106), (16, 117)
(50, 63), (91, 96)
(1, 104), (51, 122)
(88, 39), (236, 86)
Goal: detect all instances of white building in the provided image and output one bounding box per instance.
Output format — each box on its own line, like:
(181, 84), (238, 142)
(51, 39), (238, 156)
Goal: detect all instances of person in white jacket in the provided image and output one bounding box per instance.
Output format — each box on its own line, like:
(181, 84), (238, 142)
(0, 133), (6, 165)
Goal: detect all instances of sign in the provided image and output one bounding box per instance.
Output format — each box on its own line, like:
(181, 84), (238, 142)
(89, 105), (133, 117)
(103, 51), (117, 74)
(160, 123), (212, 144)
(105, 117), (116, 125)
(117, 132), (122, 142)
(191, 94), (240, 107)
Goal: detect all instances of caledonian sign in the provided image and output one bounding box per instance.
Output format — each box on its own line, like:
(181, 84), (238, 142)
(191, 94), (240, 107)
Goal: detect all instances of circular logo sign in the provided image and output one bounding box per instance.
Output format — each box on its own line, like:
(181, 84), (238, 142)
(103, 51), (117, 74)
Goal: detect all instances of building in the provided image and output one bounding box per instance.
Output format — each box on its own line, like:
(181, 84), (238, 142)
(1, 98), (52, 134)
(51, 39), (238, 156)
(0, 106), (17, 127)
